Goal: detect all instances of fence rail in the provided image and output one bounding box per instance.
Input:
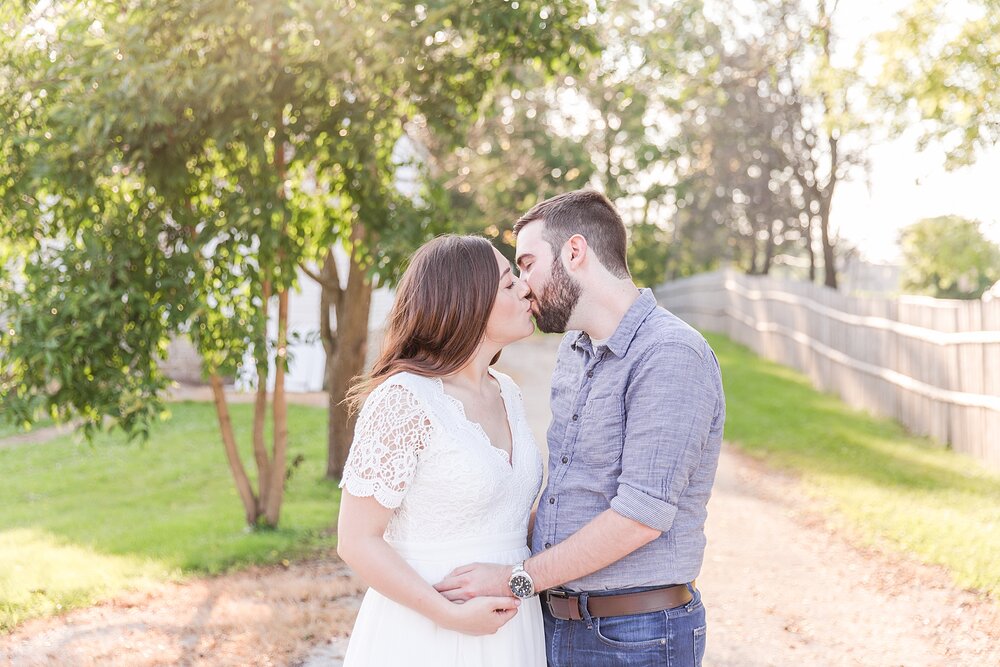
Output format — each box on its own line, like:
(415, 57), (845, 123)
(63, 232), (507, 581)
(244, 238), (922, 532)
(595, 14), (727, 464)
(655, 269), (1000, 470)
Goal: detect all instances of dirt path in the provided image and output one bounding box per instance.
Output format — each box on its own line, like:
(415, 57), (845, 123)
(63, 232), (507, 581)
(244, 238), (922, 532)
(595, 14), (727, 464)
(701, 450), (999, 666)
(3, 335), (998, 665)
(0, 422), (77, 449)
(1, 560), (365, 667)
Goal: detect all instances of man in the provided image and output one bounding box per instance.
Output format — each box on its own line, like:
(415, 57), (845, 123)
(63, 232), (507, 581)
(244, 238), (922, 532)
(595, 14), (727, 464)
(435, 189), (725, 666)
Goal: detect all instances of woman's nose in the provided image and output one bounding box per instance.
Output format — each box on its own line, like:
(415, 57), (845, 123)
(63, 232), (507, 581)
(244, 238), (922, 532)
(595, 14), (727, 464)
(516, 277), (531, 299)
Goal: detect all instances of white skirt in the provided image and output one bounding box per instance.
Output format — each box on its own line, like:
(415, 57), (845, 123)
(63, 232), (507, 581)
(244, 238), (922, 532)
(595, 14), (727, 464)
(342, 530), (546, 667)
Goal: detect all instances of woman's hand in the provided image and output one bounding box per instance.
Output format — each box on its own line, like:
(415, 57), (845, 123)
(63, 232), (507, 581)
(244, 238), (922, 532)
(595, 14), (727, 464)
(435, 596), (522, 636)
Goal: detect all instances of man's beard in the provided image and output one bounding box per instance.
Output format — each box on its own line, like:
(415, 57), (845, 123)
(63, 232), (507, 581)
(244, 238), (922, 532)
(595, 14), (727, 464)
(533, 258), (582, 333)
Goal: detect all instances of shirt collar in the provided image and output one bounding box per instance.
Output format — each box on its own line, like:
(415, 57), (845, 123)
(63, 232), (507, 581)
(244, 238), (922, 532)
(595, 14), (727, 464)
(572, 288), (657, 359)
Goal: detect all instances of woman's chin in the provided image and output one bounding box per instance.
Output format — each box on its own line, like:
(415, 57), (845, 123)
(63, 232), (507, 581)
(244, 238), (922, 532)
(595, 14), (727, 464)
(513, 321), (535, 341)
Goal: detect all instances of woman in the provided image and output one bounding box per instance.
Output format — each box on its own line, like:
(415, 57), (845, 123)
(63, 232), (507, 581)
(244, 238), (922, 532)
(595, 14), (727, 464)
(337, 235), (545, 666)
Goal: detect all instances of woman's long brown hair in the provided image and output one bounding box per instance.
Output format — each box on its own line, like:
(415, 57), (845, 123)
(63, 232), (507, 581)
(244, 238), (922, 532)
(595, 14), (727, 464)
(346, 235), (502, 414)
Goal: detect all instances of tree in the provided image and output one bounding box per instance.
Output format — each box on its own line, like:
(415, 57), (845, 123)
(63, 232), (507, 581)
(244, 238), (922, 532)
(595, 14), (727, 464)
(899, 216), (1000, 299)
(296, 3), (595, 480)
(671, 31), (804, 278)
(0, 0), (592, 525)
(2, 0), (332, 527)
(874, 0), (999, 168)
(514, 0), (727, 285)
(653, 0), (870, 287)
(415, 72), (596, 265)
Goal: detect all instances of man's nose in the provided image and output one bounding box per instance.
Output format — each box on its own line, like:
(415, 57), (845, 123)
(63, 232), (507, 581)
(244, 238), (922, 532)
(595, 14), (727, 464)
(516, 278), (531, 299)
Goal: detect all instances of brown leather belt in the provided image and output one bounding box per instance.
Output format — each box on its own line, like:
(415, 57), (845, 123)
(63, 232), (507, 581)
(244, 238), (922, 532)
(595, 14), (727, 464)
(543, 583), (694, 621)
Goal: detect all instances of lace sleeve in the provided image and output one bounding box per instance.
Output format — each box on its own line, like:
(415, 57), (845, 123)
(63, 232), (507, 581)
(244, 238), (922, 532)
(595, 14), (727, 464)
(339, 380), (434, 509)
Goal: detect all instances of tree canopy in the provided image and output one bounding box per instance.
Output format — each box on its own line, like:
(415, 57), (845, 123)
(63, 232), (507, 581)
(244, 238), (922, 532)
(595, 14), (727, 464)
(0, 0), (593, 523)
(875, 0), (999, 168)
(898, 216), (1000, 299)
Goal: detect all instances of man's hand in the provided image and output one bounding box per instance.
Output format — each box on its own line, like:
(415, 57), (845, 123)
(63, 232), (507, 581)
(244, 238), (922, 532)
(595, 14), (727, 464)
(434, 562), (511, 601)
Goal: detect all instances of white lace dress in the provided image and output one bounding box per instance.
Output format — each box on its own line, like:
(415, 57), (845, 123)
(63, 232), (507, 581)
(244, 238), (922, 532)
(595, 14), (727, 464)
(339, 368), (545, 666)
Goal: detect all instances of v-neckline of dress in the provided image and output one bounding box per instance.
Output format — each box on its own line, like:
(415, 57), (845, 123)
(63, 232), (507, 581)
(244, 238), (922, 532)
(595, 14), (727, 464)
(435, 368), (516, 469)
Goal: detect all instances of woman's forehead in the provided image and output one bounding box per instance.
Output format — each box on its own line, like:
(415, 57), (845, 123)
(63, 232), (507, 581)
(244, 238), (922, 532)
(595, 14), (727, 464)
(494, 248), (512, 273)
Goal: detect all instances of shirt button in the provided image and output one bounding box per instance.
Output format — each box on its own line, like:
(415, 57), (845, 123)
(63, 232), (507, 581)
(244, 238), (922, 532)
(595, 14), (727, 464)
(548, 497), (555, 504)
(544, 542), (552, 549)
(572, 414), (578, 421)
(561, 455), (569, 464)
(587, 370), (594, 378)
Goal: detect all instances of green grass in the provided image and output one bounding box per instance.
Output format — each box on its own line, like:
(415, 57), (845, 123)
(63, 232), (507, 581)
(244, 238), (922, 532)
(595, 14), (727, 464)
(708, 333), (1000, 598)
(0, 401), (340, 631)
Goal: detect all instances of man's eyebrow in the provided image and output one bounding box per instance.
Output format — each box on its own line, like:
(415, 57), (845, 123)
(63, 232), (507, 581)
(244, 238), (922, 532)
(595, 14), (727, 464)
(515, 253), (534, 268)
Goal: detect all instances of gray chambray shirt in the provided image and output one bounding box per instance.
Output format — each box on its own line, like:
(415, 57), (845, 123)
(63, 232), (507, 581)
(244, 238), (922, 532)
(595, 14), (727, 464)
(530, 288), (725, 592)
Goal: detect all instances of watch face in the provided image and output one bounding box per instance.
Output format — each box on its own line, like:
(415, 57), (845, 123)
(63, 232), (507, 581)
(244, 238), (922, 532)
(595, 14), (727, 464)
(510, 574), (533, 598)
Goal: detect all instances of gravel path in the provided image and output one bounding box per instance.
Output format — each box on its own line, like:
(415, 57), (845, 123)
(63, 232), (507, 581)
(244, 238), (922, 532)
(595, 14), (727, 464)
(700, 449), (999, 666)
(0, 422), (77, 449)
(3, 335), (997, 665)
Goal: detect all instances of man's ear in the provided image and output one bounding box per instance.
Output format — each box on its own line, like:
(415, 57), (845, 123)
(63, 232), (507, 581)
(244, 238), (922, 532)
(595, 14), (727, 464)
(565, 234), (588, 269)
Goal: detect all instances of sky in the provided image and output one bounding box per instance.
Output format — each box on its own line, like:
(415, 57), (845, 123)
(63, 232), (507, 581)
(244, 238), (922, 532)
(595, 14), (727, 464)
(828, 0), (1000, 263)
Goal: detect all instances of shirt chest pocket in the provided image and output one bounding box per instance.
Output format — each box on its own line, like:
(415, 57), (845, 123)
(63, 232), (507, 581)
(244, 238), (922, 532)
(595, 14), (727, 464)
(574, 395), (625, 464)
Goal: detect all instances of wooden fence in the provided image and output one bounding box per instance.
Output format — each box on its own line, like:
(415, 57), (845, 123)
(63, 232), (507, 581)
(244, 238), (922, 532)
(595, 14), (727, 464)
(655, 269), (1000, 470)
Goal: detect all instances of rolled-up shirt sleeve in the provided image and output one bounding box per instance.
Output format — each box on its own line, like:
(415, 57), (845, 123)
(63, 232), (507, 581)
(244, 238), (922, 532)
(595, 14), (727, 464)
(610, 341), (718, 533)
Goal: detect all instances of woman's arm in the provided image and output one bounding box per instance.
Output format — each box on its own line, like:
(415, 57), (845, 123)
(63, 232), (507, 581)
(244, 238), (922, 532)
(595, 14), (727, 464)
(337, 491), (521, 636)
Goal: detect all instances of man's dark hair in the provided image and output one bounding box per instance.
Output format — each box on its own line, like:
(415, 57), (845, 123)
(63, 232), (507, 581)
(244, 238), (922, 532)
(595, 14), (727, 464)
(513, 189), (630, 279)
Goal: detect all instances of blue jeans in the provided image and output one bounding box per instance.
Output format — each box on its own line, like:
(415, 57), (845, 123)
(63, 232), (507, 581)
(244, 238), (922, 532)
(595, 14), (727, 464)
(542, 584), (706, 666)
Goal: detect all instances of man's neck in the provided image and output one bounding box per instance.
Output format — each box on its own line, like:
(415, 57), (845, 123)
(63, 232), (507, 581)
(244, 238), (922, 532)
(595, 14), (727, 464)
(572, 280), (641, 341)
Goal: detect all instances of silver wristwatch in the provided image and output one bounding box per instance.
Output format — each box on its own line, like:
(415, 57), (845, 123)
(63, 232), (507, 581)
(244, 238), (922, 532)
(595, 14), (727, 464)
(508, 561), (536, 599)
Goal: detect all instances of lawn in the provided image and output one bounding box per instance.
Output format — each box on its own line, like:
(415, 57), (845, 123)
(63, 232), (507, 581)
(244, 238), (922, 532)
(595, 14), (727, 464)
(0, 401), (339, 632)
(707, 333), (1000, 598)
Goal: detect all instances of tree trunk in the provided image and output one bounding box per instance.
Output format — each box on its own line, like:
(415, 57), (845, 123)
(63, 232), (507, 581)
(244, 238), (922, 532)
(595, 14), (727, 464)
(252, 280), (272, 514)
(210, 373), (258, 526)
(805, 215), (817, 282)
(819, 197), (837, 289)
(262, 82), (290, 525)
(746, 234), (759, 275)
(761, 219), (778, 275)
(264, 289), (289, 526)
(317, 252), (343, 477)
(326, 227), (374, 479)
(319, 249), (341, 390)
(817, 2), (839, 290)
